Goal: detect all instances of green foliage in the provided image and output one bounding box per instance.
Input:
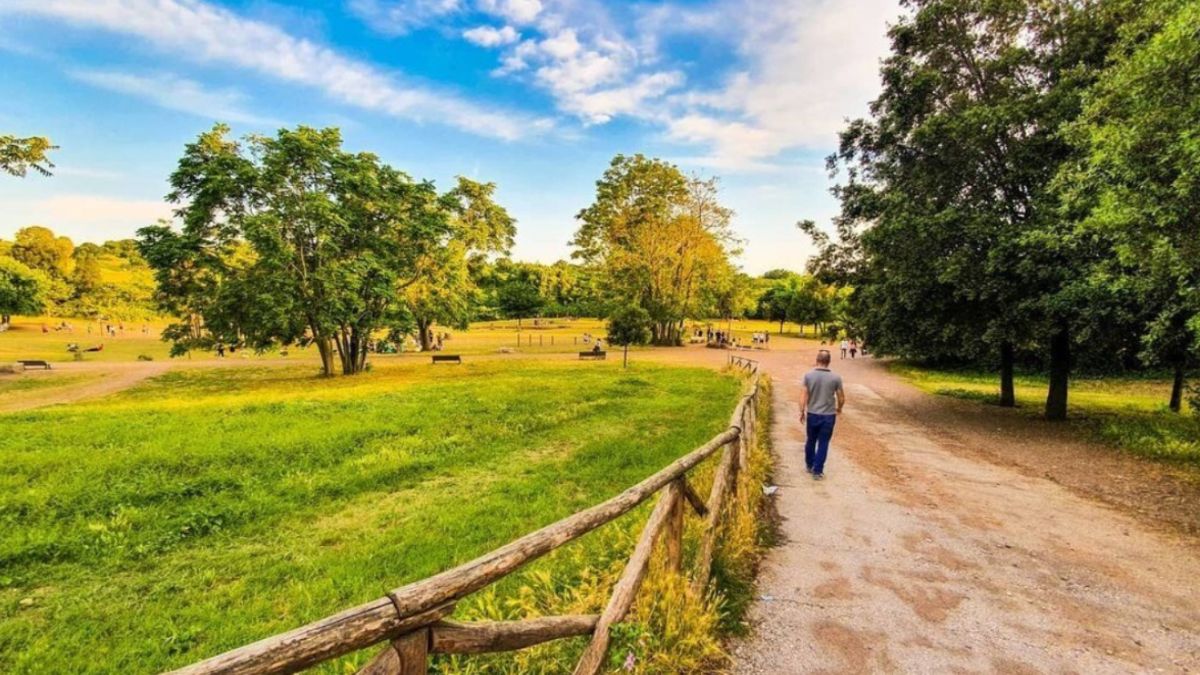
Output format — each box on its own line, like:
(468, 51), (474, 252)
(1062, 0), (1200, 410)
(754, 272), (833, 333)
(140, 124), (463, 375)
(493, 260), (546, 322)
(0, 135), (55, 177)
(573, 155), (738, 345)
(810, 0), (1142, 418)
(606, 305), (652, 364)
(405, 177), (516, 349)
(0, 360), (741, 672)
(0, 257), (47, 321)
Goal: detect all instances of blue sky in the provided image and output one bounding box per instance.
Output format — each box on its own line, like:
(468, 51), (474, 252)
(0, 0), (899, 274)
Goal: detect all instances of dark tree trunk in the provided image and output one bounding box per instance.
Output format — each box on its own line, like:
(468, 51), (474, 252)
(314, 336), (336, 377)
(1169, 364), (1185, 413)
(778, 319), (784, 334)
(416, 317), (433, 351)
(623, 343), (629, 368)
(1045, 327), (1071, 421)
(334, 327), (369, 375)
(999, 341), (1015, 408)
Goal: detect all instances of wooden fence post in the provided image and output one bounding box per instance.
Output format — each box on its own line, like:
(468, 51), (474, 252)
(664, 478), (685, 573)
(573, 481), (681, 675)
(691, 437), (738, 595)
(357, 628), (429, 675)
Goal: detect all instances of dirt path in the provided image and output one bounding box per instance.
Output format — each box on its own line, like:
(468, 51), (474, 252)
(0, 361), (173, 413)
(718, 347), (1200, 673)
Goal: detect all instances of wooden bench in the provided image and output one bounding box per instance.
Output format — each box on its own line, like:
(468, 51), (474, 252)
(17, 360), (52, 370)
(431, 354), (462, 364)
(579, 351), (607, 360)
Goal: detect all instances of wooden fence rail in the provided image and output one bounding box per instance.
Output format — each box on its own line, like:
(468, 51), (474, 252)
(727, 354), (758, 372)
(169, 363), (763, 675)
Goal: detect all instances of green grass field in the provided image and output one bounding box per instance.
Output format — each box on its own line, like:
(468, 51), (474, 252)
(890, 362), (1200, 466)
(0, 359), (745, 673)
(1, 315), (812, 366)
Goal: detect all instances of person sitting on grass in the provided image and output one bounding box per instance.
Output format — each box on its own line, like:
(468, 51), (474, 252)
(799, 349), (846, 481)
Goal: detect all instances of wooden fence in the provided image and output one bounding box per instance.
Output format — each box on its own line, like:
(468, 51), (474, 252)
(728, 354), (758, 372)
(169, 364), (764, 675)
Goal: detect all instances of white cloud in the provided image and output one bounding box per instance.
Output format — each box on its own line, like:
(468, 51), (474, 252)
(462, 24), (519, 47)
(71, 70), (280, 127)
(479, 0), (543, 25)
(3, 0), (543, 141)
(348, 0), (463, 35)
(479, 0), (897, 169)
(557, 71), (683, 125)
(660, 0), (898, 166)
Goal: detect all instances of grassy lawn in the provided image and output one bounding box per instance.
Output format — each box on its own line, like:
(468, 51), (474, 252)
(0, 359), (743, 673)
(0, 373), (95, 396)
(890, 362), (1200, 466)
(2, 315), (812, 366)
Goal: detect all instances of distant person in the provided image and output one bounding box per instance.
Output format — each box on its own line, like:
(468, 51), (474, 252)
(800, 349), (845, 480)
(839, 339), (849, 359)
(849, 340), (858, 359)
(217, 344), (225, 358)
(592, 341), (602, 353)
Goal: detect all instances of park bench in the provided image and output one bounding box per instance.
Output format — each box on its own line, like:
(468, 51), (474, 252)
(431, 354), (462, 364)
(579, 351), (607, 360)
(17, 360), (52, 370)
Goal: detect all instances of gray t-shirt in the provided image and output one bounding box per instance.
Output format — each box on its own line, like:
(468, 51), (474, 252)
(803, 368), (843, 415)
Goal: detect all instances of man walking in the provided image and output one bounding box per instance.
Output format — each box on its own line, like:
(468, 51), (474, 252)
(839, 338), (849, 359)
(800, 349), (845, 480)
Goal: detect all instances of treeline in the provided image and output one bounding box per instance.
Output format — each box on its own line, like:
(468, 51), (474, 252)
(125, 129), (764, 375)
(0, 227), (156, 325)
(3, 126), (829, 376)
(806, 0), (1199, 418)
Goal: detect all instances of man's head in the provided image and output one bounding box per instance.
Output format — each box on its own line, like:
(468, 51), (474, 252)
(816, 349), (832, 367)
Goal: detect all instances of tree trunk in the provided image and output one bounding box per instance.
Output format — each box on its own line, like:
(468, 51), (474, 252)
(1045, 327), (1071, 421)
(314, 335), (336, 377)
(999, 341), (1015, 408)
(623, 343), (628, 368)
(1169, 364), (1185, 413)
(778, 319), (784, 334)
(416, 317), (433, 351)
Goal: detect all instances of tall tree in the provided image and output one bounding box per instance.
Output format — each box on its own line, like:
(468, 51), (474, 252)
(1061, 0), (1200, 412)
(573, 155), (737, 345)
(140, 125), (454, 375)
(817, 0), (1134, 418)
(1, 135), (55, 177)
(405, 177), (515, 351)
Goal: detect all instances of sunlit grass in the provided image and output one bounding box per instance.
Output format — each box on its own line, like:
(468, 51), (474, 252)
(890, 362), (1200, 465)
(0, 359), (746, 673)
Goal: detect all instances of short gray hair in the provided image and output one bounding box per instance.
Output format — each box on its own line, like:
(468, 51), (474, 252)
(816, 350), (832, 366)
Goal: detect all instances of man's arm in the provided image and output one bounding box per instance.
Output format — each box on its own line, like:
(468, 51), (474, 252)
(799, 382), (809, 422)
(836, 385), (846, 414)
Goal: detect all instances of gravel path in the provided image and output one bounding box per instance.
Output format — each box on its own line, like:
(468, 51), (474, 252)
(728, 349), (1200, 674)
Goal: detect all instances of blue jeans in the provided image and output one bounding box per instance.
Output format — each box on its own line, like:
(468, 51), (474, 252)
(805, 413), (837, 475)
